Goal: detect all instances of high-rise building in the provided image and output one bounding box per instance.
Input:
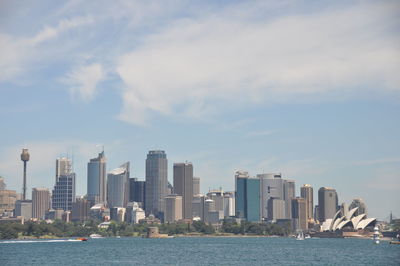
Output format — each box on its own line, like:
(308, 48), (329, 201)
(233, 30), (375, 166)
(258, 173), (284, 219)
(145, 150), (168, 218)
(32, 188), (50, 220)
(292, 197), (307, 231)
(165, 194), (183, 223)
(129, 178), (146, 207)
(349, 198), (367, 216)
(300, 184), (314, 221)
(71, 198), (90, 222)
(235, 171), (260, 222)
(15, 200), (32, 220)
(193, 177), (200, 195)
(223, 191), (235, 217)
(267, 197), (286, 220)
(235, 171), (249, 219)
(246, 178), (261, 222)
(0, 177), (17, 217)
(107, 162), (130, 208)
(173, 163), (193, 220)
(318, 187), (338, 222)
(52, 173), (76, 211)
(87, 151), (107, 205)
(56, 157), (72, 180)
(284, 180), (296, 219)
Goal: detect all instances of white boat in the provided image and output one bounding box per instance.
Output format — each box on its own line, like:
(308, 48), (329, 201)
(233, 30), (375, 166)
(373, 226), (380, 244)
(90, 234), (104, 239)
(296, 231), (305, 240)
(305, 234), (311, 239)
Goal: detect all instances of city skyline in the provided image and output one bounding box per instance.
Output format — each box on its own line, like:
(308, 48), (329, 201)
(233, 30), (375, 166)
(0, 0), (399, 220)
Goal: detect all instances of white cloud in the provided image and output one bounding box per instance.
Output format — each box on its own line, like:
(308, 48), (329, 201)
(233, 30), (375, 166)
(65, 63), (105, 101)
(0, 15), (94, 83)
(116, 1), (400, 124)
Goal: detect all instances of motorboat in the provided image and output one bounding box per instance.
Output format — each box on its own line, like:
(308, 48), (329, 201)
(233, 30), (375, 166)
(90, 234), (104, 239)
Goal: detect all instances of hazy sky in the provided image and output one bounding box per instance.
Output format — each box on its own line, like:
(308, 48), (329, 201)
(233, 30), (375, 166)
(0, 0), (399, 220)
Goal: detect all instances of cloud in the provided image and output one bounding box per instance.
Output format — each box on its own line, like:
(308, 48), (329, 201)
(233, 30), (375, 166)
(0, 15), (93, 83)
(116, 1), (400, 125)
(64, 63), (105, 101)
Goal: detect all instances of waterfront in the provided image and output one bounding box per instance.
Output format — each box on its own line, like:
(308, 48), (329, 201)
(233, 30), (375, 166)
(1, 237), (399, 265)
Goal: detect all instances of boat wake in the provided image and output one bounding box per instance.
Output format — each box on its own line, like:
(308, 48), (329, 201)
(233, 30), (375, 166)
(0, 239), (82, 244)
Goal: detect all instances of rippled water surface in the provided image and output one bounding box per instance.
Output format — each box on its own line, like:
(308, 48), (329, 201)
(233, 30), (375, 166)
(1, 237), (399, 265)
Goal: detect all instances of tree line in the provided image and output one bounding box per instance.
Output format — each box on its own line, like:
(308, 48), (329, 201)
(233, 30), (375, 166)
(0, 219), (291, 239)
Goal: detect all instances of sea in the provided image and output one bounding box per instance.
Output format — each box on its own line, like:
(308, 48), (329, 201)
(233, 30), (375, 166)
(0, 237), (399, 265)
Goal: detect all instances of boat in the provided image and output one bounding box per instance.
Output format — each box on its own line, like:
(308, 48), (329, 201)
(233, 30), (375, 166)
(305, 234), (311, 239)
(296, 231), (305, 240)
(77, 238), (88, 241)
(373, 226), (380, 244)
(389, 241), (400, 245)
(90, 234), (104, 239)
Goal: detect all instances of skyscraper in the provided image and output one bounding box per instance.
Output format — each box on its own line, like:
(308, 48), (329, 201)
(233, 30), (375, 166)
(107, 162), (130, 208)
(193, 177), (200, 196)
(300, 184), (314, 221)
(0, 177), (17, 217)
(318, 187), (338, 222)
(235, 171), (260, 222)
(145, 150), (168, 218)
(165, 194), (183, 223)
(258, 173), (284, 219)
(284, 180), (296, 219)
(87, 151), (107, 205)
(235, 171), (249, 219)
(56, 157), (72, 180)
(32, 188), (50, 220)
(173, 162), (193, 220)
(71, 198), (90, 222)
(292, 197), (307, 231)
(129, 178), (146, 207)
(52, 173), (76, 211)
(15, 200), (32, 220)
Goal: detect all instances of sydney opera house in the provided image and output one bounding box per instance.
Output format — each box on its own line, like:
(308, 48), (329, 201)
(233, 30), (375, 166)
(320, 205), (376, 232)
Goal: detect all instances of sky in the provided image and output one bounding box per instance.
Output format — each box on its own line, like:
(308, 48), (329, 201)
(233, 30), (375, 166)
(0, 0), (399, 220)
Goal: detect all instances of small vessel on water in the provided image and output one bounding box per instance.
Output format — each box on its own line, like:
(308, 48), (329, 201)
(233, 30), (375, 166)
(373, 226), (380, 244)
(90, 234), (104, 239)
(77, 238), (88, 241)
(296, 231), (305, 241)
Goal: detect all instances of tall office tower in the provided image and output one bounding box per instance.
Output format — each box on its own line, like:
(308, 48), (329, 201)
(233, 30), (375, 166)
(20, 148), (30, 200)
(52, 173), (76, 211)
(207, 189), (224, 213)
(284, 180), (296, 219)
(203, 198), (215, 223)
(318, 187), (338, 222)
(235, 171), (260, 222)
(223, 192), (235, 217)
(107, 162), (130, 208)
(87, 151), (107, 205)
(235, 170), (249, 218)
(129, 178), (146, 207)
(15, 200), (32, 220)
(292, 197), (307, 231)
(267, 197), (286, 220)
(145, 150), (168, 218)
(193, 177), (200, 195)
(349, 198), (367, 216)
(192, 194), (204, 218)
(32, 188), (50, 219)
(258, 173), (284, 220)
(173, 162), (193, 220)
(71, 198), (90, 222)
(56, 157), (72, 180)
(0, 177), (17, 216)
(300, 184), (314, 221)
(165, 194), (183, 223)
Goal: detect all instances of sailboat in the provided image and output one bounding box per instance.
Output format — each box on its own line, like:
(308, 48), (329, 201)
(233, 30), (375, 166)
(373, 226), (380, 244)
(296, 231), (305, 240)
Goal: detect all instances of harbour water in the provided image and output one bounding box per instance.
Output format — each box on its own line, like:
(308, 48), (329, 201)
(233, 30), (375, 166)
(1, 237), (399, 265)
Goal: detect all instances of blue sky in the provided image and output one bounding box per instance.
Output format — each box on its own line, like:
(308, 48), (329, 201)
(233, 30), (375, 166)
(0, 0), (399, 220)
